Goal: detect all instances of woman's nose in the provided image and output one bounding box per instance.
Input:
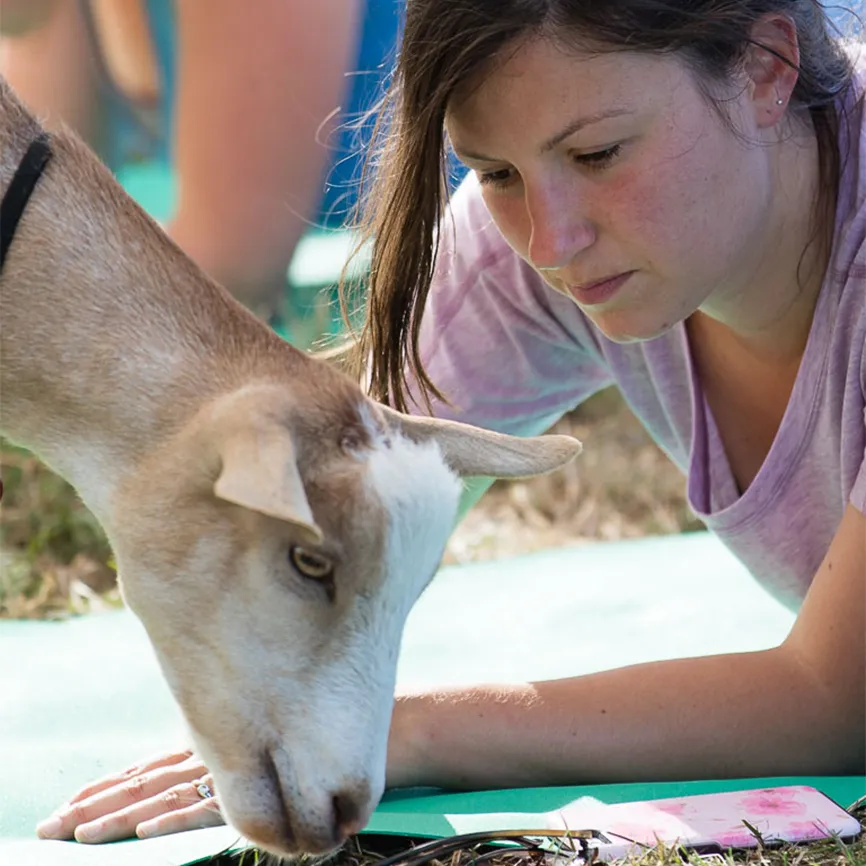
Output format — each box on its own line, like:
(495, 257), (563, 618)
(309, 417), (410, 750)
(526, 184), (595, 272)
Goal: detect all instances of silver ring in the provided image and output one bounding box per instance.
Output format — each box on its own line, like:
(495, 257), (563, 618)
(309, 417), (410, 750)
(194, 780), (214, 800)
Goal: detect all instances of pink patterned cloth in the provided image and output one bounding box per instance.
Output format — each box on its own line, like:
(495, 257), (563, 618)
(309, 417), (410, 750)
(412, 55), (866, 610)
(553, 785), (859, 851)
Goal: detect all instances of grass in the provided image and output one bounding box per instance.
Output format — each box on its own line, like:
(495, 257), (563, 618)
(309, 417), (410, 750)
(444, 388), (705, 565)
(0, 443), (121, 618)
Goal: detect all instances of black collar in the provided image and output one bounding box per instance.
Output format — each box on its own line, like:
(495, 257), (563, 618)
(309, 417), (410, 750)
(0, 132), (53, 274)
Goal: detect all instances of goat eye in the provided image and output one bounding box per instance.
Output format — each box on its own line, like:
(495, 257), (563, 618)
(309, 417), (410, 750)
(289, 546), (334, 581)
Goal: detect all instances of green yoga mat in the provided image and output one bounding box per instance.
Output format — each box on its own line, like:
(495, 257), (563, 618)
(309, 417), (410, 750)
(2, 532), (861, 864)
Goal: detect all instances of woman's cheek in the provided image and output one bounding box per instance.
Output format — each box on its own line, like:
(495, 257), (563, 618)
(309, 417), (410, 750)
(481, 189), (533, 259)
(603, 164), (677, 258)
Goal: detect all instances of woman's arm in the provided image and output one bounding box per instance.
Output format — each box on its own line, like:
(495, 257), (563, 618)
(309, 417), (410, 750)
(388, 504), (865, 788)
(168, 0), (363, 318)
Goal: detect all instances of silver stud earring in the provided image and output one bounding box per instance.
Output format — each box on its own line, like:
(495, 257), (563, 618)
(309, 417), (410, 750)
(776, 97), (784, 105)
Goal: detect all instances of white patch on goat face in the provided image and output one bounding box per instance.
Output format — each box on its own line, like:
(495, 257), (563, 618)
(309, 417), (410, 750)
(363, 431), (463, 606)
(265, 430), (462, 840)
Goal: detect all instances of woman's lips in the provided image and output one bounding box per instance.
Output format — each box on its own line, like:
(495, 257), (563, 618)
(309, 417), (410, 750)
(566, 271), (634, 306)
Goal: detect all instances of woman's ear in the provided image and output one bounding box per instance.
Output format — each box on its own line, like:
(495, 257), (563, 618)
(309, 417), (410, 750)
(744, 13), (801, 128)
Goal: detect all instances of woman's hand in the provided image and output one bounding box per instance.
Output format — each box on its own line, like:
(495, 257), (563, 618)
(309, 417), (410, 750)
(36, 750), (223, 843)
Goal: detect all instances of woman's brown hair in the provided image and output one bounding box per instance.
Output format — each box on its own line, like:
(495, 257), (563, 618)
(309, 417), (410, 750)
(342, 0), (859, 411)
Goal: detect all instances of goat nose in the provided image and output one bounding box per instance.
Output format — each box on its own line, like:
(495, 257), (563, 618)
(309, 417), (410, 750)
(332, 790), (366, 840)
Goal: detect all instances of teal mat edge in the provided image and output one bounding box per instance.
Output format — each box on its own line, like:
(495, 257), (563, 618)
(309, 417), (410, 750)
(366, 776), (866, 838)
(379, 775), (866, 815)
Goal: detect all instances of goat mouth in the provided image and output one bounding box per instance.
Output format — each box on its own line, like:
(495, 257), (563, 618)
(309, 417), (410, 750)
(228, 748), (368, 855)
(252, 748), (298, 852)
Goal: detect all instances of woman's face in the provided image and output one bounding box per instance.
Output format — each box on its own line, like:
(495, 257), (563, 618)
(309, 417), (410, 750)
(446, 36), (779, 342)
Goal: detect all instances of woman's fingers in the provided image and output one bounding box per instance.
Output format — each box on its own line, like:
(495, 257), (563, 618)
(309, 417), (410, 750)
(72, 776), (222, 844)
(137, 781), (223, 840)
(65, 750), (196, 806)
(36, 752), (210, 841)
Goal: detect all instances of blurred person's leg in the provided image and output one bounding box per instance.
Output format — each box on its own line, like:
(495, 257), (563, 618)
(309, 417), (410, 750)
(88, 0), (160, 105)
(0, 0), (61, 36)
(2, 0), (365, 342)
(167, 0), (363, 329)
(0, 0), (107, 151)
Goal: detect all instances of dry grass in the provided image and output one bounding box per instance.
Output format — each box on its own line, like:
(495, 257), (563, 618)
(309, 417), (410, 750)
(0, 387), (701, 618)
(0, 444), (121, 619)
(444, 388), (703, 565)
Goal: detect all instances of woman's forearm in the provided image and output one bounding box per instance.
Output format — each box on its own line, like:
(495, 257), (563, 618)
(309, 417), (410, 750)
(388, 644), (863, 790)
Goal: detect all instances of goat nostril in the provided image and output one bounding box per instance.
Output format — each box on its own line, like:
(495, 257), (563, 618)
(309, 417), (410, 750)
(332, 791), (363, 839)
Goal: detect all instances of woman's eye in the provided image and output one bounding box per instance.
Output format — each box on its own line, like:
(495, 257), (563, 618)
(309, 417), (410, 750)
(477, 143), (623, 189)
(477, 167), (516, 189)
(289, 546), (334, 581)
(574, 143), (622, 170)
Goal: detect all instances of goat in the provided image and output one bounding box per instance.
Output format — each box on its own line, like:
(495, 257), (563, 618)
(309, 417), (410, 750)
(0, 75), (581, 856)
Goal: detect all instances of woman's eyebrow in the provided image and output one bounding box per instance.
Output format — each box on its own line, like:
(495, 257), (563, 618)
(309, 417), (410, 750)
(451, 108), (635, 162)
(540, 108), (635, 152)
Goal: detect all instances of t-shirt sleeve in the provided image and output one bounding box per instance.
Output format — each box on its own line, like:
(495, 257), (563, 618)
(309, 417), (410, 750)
(853, 352), (866, 513)
(848, 228), (866, 514)
(854, 423), (866, 513)
(407, 173), (613, 434)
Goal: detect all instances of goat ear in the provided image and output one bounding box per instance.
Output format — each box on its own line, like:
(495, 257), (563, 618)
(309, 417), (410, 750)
(213, 424), (323, 545)
(378, 406), (582, 479)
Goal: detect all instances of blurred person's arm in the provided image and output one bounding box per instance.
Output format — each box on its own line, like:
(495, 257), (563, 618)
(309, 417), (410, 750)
(168, 0), (363, 319)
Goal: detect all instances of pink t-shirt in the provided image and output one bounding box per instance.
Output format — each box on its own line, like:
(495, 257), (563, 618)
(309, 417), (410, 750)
(413, 60), (866, 611)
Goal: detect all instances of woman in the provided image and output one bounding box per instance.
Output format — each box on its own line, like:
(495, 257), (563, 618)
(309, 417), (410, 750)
(36, 0), (864, 844)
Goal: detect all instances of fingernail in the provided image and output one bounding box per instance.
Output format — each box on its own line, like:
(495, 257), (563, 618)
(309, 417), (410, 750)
(75, 822), (103, 843)
(36, 816), (62, 839)
(136, 824), (153, 840)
